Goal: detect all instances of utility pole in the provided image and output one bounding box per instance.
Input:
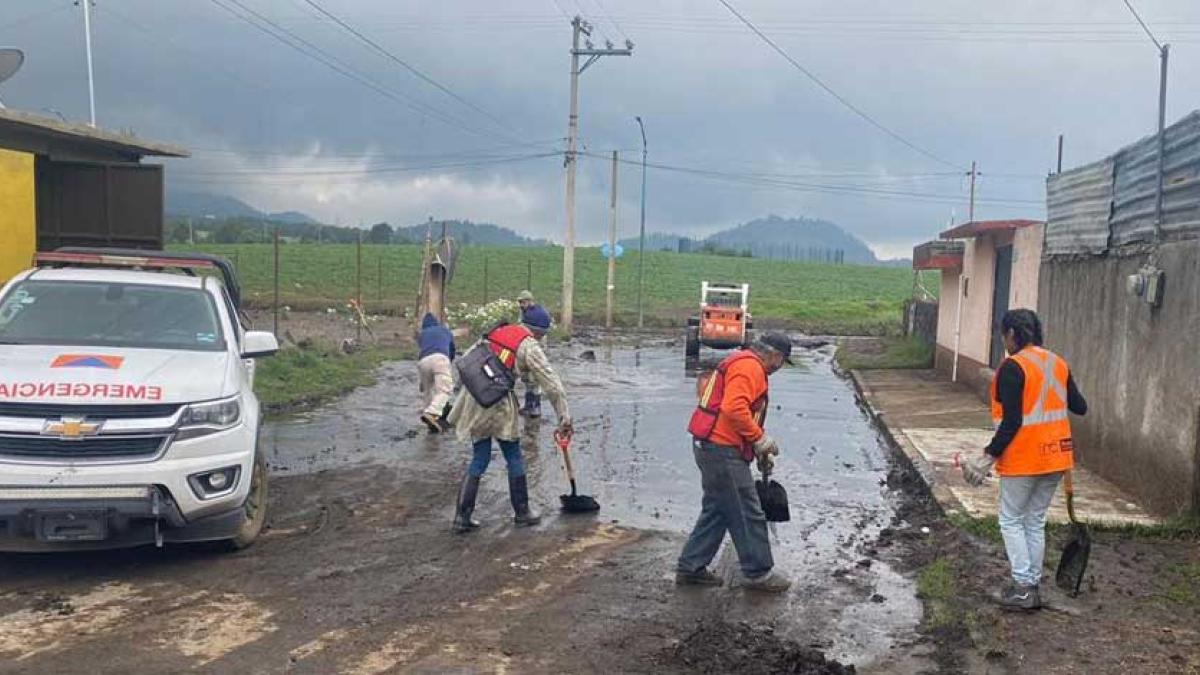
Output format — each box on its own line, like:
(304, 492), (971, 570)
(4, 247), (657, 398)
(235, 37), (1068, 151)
(561, 16), (632, 334)
(1154, 43), (1170, 243)
(1056, 134), (1064, 174)
(635, 116), (648, 330)
(967, 161), (978, 222)
(79, 0), (96, 126)
(605, 150), (618, 329)
(188, 217), (194, 245)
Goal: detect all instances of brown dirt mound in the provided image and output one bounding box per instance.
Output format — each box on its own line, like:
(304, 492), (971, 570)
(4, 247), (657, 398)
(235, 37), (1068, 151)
(670, 619), (856, 674)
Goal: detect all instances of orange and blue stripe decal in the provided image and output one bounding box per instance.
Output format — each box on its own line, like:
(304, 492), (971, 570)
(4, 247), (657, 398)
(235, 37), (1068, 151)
(50, 354), (125, 370)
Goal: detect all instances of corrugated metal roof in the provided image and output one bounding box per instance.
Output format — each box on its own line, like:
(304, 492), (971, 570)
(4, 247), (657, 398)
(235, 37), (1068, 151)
(1110, 110), (1200, 246)
(939, 219), (1042, 240)
(0, 108), (188, 158)
(1044, 156), (1113, 256)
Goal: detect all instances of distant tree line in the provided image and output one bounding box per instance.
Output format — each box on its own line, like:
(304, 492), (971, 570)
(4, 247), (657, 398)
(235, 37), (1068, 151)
(165, 217), (411, 245)
(674, 237), (846, 263)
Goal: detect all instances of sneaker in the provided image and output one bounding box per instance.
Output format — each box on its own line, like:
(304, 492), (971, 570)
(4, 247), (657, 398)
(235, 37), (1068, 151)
(1000, 583), (1040, 611)
(675, 568), (724, 587)
(743, 570), (792, 593)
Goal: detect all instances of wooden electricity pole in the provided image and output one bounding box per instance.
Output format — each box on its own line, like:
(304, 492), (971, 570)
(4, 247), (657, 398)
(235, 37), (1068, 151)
(605, 150), (618, 329)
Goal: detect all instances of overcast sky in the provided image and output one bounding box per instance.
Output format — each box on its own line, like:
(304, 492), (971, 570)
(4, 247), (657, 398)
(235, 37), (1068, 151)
(4, 0), (1200, 257)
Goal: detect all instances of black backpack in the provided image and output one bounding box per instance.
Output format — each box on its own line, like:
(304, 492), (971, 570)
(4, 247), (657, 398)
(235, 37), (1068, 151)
(455, 326), (519, 408)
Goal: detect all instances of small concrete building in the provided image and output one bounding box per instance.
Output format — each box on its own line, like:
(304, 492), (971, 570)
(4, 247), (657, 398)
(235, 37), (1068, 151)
(916, 219), (1045, 396)
(0, 108), (187, 283)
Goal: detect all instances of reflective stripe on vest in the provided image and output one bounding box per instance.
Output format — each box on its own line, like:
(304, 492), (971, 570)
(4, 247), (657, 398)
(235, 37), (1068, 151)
(487, 324), (532, 370)
(991, 345), (1074, 477)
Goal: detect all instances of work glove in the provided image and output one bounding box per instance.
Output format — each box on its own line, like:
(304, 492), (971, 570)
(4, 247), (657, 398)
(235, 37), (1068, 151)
(557, 415), (574, 437)
(962, 454), (997, 487)
(753, 435), (779, 475)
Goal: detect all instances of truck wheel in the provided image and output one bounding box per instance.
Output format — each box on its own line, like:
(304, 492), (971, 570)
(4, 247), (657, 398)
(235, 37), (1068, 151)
(685, 326), (700, 359)
(221, 450), (269, 551)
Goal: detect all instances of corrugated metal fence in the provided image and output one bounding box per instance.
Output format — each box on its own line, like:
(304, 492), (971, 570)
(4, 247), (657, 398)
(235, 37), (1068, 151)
(1045, 110), (1200, 256)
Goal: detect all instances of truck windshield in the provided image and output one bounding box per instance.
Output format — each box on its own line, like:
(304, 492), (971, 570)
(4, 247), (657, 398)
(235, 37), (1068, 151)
(0, 280), (226, 352)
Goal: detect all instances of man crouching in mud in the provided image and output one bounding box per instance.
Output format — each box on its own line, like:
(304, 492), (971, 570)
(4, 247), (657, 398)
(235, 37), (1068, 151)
(676, 333), (793, 592)
(447, 313), (572, 533)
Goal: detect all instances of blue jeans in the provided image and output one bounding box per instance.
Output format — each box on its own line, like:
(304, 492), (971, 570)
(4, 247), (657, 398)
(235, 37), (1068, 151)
(468, 438), (525, 478)
(998, 472), (1063, 587)
(677, 440), (774, 579)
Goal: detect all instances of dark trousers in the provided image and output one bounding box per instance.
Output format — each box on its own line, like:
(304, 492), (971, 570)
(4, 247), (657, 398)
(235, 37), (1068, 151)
(677, 439), (773, 579)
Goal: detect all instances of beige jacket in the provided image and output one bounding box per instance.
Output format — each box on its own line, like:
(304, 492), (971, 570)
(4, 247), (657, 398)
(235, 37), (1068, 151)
(447, 337), (569, 442)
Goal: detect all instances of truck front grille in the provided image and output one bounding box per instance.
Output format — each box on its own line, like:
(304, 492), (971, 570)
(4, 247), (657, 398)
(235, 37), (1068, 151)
(0, 403), (181, 420)
(0, 435), (168, 459)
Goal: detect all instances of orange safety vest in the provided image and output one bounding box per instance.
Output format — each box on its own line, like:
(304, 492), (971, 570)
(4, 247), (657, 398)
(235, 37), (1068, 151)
(991, 345), (1075, 477)
(688, 350), (769, 461)
(486, 323), (533, 370)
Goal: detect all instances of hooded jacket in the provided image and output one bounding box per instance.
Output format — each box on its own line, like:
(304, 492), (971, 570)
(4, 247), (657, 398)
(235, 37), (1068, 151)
(418, 313), (456, 360)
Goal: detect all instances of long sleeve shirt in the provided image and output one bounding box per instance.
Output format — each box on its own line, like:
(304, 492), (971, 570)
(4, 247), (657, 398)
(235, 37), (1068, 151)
(985, 359), (1088, 457)
(447, 337), (568, 443)
(708, 356), (767, 449)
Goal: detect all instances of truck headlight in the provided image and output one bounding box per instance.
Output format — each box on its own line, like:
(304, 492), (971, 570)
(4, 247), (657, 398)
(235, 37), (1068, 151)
(177, 396), (241, 439)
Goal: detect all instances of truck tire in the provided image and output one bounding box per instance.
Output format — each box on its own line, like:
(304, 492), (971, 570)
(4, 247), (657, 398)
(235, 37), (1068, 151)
(221, 450), (269, 551)
(685, 326), (700, 359)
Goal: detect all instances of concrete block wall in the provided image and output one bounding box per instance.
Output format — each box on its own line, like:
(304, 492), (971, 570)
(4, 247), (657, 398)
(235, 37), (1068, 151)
(1038, 240), (1200, 516)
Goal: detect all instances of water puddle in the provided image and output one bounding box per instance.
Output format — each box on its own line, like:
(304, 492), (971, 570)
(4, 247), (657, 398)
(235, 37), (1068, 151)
(262, 339), (922, 668)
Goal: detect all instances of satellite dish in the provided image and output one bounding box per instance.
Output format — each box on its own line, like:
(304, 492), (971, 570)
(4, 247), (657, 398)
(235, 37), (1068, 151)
(0, 48), (24, 84)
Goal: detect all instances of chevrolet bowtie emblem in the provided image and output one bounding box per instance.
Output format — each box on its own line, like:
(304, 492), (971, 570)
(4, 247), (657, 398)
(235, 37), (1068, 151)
(42, 417), (103, 440)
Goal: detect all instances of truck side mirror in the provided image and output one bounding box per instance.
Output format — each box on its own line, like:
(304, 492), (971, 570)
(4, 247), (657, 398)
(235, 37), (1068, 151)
(242, 331), (279, 359)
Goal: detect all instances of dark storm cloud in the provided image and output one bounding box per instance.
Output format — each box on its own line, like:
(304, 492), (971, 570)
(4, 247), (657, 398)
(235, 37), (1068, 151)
(3, 0), (1199, 257)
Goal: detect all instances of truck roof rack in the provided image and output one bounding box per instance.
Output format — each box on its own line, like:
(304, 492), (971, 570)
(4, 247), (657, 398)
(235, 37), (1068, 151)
(34, 248), (243, 309)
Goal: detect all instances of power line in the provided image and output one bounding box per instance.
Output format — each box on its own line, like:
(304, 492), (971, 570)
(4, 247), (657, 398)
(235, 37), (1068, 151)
(716, 0), (961, 170)
(297, 0), (524, 140)
(589, 0), (631, 43)
(172, 151), (558, 179)
(205, 0), (509, 143)
(1122, 0), (1164, 50)
(578, 150), (1041, 207)
(0, 2), (72, 32)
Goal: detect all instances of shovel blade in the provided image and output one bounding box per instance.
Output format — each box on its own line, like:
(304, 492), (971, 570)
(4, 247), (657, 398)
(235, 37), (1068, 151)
(1055, 523), (1091, 596)
(560, 494), (600, 513)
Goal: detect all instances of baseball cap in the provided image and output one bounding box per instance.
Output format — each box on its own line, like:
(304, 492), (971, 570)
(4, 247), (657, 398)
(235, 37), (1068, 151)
(759, 332), (794, 365)
(517, 290), (534, 302)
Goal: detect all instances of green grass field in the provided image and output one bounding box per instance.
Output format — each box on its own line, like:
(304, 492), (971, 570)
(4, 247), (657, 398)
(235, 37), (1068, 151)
(176, 243), (935, 335)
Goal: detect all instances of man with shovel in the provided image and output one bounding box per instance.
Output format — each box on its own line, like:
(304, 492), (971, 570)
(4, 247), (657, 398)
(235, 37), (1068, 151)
(961, 309), (1087, 611)
(676, 333), (793, 593)
(447, 310), (572, 533)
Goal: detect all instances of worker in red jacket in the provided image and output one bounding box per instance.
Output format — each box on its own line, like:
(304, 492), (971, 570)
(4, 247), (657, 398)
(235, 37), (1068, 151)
(676, 333), (793, 593)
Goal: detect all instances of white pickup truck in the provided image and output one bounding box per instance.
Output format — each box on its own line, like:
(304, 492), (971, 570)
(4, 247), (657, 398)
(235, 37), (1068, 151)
(0, 249), (277, 552)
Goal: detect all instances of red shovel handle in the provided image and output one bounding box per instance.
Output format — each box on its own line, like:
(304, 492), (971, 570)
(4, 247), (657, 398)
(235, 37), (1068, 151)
(554, 428), (572, 451)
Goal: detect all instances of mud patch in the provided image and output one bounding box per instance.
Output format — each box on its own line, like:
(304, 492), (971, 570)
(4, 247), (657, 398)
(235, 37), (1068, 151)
(0, 582), (137, 660)
(154, 592), (278, 665)
(670, 619), (856, 674)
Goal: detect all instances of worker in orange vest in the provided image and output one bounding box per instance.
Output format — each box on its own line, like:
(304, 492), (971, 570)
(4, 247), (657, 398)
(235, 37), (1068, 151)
(676, 333), (793, 593)
(962, 309), (1087, 611)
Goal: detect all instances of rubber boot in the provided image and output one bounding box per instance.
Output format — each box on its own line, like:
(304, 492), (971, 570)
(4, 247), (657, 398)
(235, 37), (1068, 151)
(520, 391), (542, 418)
(452, 474), (482, 533)
(509, 474), (541, 527)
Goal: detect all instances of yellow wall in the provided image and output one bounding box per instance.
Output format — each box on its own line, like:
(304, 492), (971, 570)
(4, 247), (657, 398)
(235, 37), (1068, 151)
(0, 148), (37, 283)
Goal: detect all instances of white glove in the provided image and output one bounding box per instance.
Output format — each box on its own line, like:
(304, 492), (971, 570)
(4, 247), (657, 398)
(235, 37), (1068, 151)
(962, 454), (997, 487)
(752, 435), (779, 474)
(752, 435), (779, 458)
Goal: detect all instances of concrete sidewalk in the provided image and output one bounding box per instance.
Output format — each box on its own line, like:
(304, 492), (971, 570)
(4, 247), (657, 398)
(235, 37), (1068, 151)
(850, 368), (1159, 526)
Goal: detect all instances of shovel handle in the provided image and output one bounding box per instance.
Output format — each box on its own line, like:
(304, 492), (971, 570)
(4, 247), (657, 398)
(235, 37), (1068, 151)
(558, 436), (577, 484)
(1064, 470), (1078, 524)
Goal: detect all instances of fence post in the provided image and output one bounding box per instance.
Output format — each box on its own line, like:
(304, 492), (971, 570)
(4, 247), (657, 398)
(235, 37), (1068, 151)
(527, 258), (532, 292)
(356, 231), (363, 342)
(377, 254), (383, 303)
(483, 256), (489, 304)
(273, 227), (280, 337)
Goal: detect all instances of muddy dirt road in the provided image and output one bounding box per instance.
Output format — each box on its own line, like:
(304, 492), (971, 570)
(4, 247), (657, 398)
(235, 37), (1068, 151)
(0, 341), (929, 674)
